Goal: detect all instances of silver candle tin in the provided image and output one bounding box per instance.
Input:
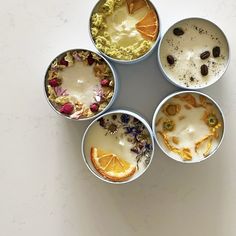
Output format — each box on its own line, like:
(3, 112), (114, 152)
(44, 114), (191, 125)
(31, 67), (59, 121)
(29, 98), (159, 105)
(44, 48), (119, 121)
(89, 0), (161, 64)
(152, 90), (225, 163)
(157, 17), (230, 89)
(81, 109), (155, 184)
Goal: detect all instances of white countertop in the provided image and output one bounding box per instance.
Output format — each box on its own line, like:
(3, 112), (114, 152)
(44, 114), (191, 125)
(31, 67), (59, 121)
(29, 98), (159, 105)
(1, 0), (236, 235)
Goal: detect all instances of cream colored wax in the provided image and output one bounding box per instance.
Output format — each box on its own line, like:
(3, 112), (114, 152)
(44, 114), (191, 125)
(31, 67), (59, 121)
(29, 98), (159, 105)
(159, 18), (229, 88)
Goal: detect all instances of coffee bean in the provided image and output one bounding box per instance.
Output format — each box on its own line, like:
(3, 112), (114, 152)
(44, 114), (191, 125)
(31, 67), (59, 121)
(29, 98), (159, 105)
(201, 64), (208, 76)
(213, 46), (220, 57)
(173, 28), (184, 36)
(167, 55), (175, 65)
(200, 51), (210, 60)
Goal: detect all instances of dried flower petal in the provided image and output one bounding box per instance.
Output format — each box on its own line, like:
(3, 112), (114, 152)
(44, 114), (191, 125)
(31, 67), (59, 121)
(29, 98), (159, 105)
(72, 51), (82, 61)
(70, 110), (84, 119)
(121, 114), (130, 123)
(172, 136), (180, 145)
(87, 54), (95, 65)
(195, 134), (214, 153)
(98, 117), (105, 127)
(163, 120), (175, 131)
(207, 114), (218, 127)
(101, 79), (110, 87)
(59, 57), (69, 67)
(54, 87), (68, 97)
(55, 96), (70, 105)
(163, 104), (181, 116)
(203, 138), (213, 157)
(60, 103), (74, 114)
(78, 50), (90, 60)
(47, 85), (57, 101)
(90, 103), (99, 112)
(158, 131), (192, 160)
(49, 78), (61, 87)
(107, 123), (118, 134)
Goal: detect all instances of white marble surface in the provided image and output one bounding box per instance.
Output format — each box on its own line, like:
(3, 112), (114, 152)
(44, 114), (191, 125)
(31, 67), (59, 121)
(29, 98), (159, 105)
(0, 0), (236, 235)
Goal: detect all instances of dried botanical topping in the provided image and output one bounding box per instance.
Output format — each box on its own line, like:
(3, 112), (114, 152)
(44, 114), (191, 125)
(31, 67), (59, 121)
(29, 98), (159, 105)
(164, 104), (181, 116)
(179, 115), (185, 120)
(199, 95), (212, 108)
(203, 138), (213, 157)
(87, 54), (95, 65)
(145, 143), (152, 150)
(121, 114), (130, 123)
(163, 120), (175, 131)
(126, 0), (147, 14)
(93, 64), (111, 78)
(59, 57), (69, 67)
(48, 70), (59, 80)
(78, 50), (90, 61)
(59, 103), (74, 114)
(172, 136), (180, 145)
(126, 125), (143, 136)
(135, 10), (158, 41)
(109, 80), (114, 87)
(46, 50), (114, 119)
(206, 114), (218, 127)
(213, 46), (220, 58)
(48, 78), (61, 87)
(136, 134), (147, 142)
(90, 103), (99, 112)
(167, 55), (175, 65)
(200, 51), (210, 60)
(100, 79), (110, 87)
(184, 104), (192, 110)
(195, 134), (214, 153)
(112, 114), (117, 120)
(173, 27), (184, 36)
(98, 117), (105, 127)
(133, 117), (139, 123)
(201, 64), (208, 76)
(158, 131), (192, 160)
(131, 147), (139, 154)
(190, 76), (195, 82)
(176, 94), (200, 107)
(107, 123), (118, 134)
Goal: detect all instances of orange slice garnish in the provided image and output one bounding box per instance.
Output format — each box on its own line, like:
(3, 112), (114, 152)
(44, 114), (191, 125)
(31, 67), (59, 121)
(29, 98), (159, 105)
(91, 147), (136, 182)
(126, 0), (148, 14)
(136, 10), (158, 41)
(136, 25), (157, 35)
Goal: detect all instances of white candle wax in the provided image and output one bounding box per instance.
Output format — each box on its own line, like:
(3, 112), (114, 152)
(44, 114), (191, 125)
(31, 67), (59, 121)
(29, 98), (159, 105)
(159, 18), (229, 89)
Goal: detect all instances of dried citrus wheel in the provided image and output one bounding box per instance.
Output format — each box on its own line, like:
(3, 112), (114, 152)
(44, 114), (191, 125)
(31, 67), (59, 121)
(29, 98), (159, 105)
(91, 147), (136, 182)
(126, 0), (148, 14)
(136, 10), (158, 41)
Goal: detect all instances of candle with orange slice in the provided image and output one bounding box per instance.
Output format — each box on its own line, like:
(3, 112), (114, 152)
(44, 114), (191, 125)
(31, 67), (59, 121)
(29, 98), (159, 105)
(91, 147), (136, 181)
(90, 0), (160, 62)
(82, 111), (154, 183)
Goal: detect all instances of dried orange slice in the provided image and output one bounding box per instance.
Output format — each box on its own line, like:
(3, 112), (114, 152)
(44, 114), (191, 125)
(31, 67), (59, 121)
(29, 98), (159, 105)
(136, 10), (158, 41)
(91, 147), (136, 182)
(126, 0), (148, 14)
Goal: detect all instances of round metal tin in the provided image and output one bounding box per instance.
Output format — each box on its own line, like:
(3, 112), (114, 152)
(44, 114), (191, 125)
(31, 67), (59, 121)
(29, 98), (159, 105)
(81, 109), (155, 184)
(89, 0), (161, 64)
(152, 90), (225, 163)
(157, 17), (230, 90)
(44, 48), (119, 121)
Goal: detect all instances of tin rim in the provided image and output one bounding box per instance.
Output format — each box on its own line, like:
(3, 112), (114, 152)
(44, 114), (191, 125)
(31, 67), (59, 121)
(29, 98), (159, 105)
(157, 17), (230, 90)
(152, 90), (225, 164)
(81, 109), (155, 184)
(88, 0), (161, 64)
(44, 48), (118, 121)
